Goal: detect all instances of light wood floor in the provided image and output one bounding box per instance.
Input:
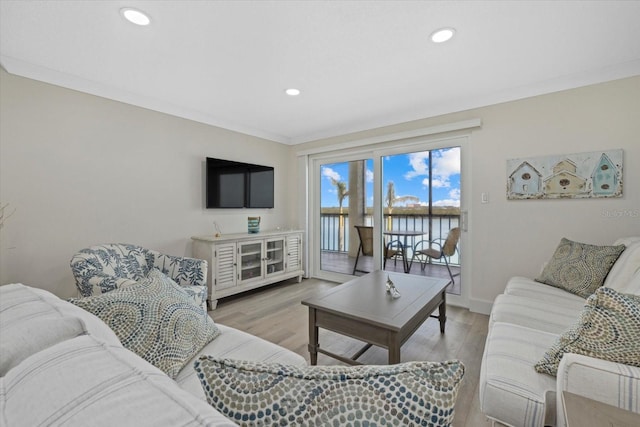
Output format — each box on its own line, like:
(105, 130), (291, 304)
(210, 277), (492, 427)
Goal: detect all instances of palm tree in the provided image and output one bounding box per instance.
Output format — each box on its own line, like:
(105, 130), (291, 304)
(331, 179), (349, 251)
(385, 181), (419, 230)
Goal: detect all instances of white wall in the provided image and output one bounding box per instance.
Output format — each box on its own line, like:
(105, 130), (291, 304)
(0, 70), (295, 298)
(2, 70), (639, 308)
(292, 76), (640, 312)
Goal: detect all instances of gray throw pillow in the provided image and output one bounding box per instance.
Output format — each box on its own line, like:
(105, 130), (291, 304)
(535, 238), (625, 298)
(194, 357), (465, 426)
(69, 268), (220, 378)
(535, 287), (640, 376)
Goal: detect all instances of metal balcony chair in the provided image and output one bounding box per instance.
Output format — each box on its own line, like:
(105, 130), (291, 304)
(352, 225), (405, 275)
(412, 227), (461, 285)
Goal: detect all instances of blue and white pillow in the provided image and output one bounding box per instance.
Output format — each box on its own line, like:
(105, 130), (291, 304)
(535, 238), (625, 298)
(535, 287), (640, 376)
(195, 357), (465, 426)
(69, 268), (220, 378)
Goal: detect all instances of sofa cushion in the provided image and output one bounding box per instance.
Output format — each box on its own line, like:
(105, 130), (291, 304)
(69, 268), (220, 379)
(535, 287), (640, 376)
(0, 283), (122, 374)
(623, 269), (640, 295)
(504, 276), (587, 306)
(175, 324), (307, 400)
(1, 284), (88, 375)
(0, 334), (235, 427)
(0, 316), (87, 376)
(195, 357), (464, 427)
(535, 237), (625, 298)
(490, 294), (583, 334)
(604, 238), (640, 294)
(479, 322), (559, 427)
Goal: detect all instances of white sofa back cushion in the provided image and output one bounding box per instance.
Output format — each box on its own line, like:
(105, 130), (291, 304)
(622, 269), (640, 295)
(0, 334), (236, 427)
(1, 283), (123, 375)
(0, 283), (121, 346)
(605, 238), (640, 294)
(0, 316), (86, 376)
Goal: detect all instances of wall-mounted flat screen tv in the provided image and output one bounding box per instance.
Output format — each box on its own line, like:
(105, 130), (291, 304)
(206, 157), (274, 209)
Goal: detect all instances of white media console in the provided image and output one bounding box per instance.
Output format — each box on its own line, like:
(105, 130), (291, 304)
(192, 230), (304, 309)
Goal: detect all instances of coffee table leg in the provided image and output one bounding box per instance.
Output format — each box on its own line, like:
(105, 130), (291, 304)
(308, 307), (318, 365)
(389, 334), (401, 364)
(439, 292), (447, 334)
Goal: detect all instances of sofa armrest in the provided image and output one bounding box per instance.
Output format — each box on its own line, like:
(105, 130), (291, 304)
(556, 353), (640, 427)
(154, 254), (208, 288)
(154, 254), (208, 309)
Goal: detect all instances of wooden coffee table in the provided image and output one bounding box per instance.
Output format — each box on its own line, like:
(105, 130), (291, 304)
(301, 270), (449, 365)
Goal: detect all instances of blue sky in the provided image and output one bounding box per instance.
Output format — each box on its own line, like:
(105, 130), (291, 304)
(321, 147), (461, 208)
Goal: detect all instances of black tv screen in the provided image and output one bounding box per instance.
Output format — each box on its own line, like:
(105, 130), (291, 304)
(248, 167), (274, 208)
(206, 158), (274, 209)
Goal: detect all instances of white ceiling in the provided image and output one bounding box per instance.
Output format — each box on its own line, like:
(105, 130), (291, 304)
(2, 1), (640, 145)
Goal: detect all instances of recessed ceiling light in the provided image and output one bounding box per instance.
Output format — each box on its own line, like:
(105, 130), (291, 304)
(431, 28), (455, 43)
(285, 88), (301, 96)
(120, 8), (151, 26)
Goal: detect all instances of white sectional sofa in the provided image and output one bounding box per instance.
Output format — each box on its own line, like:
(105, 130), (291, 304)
(0, 283), (306, 427)
(479, 237), (640, 427)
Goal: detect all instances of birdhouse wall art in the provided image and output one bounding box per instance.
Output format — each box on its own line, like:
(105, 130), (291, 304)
(507, 149), (623, 200)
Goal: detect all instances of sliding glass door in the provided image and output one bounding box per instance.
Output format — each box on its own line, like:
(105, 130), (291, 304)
(318, 158), (374, 275)
(379, 146), (462, 294)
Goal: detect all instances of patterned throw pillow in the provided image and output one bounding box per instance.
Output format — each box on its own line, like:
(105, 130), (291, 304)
(194, 357), (465, 426)
(69, 268), (220, 378)
(535, 287), (640, 376)
(535, 238), (625, 298)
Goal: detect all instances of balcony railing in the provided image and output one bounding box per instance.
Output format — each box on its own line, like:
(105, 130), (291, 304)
(320, 211), (461, 265)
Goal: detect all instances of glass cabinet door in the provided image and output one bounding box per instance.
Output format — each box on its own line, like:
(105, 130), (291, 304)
(265, 238), (285, 276)
(239, 241), (263, 282)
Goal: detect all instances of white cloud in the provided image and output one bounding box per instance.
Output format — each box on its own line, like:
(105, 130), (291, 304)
(412, 147), (460, 189)
(322, 167), (341, 182)
(433, 178), (448, 188)
(366, 168), (374, 183)
(432, 147), (460, 179)
(420, 177), (450, 188)
(433, 187), (461, 207)
(404, 151), (429, 179)
(433, 199), (460, 207)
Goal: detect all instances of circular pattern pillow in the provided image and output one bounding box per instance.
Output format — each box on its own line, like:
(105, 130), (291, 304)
(69, 268), (220, 378)
(195, 357), (465, 426)
(535, 238), (625, 298)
